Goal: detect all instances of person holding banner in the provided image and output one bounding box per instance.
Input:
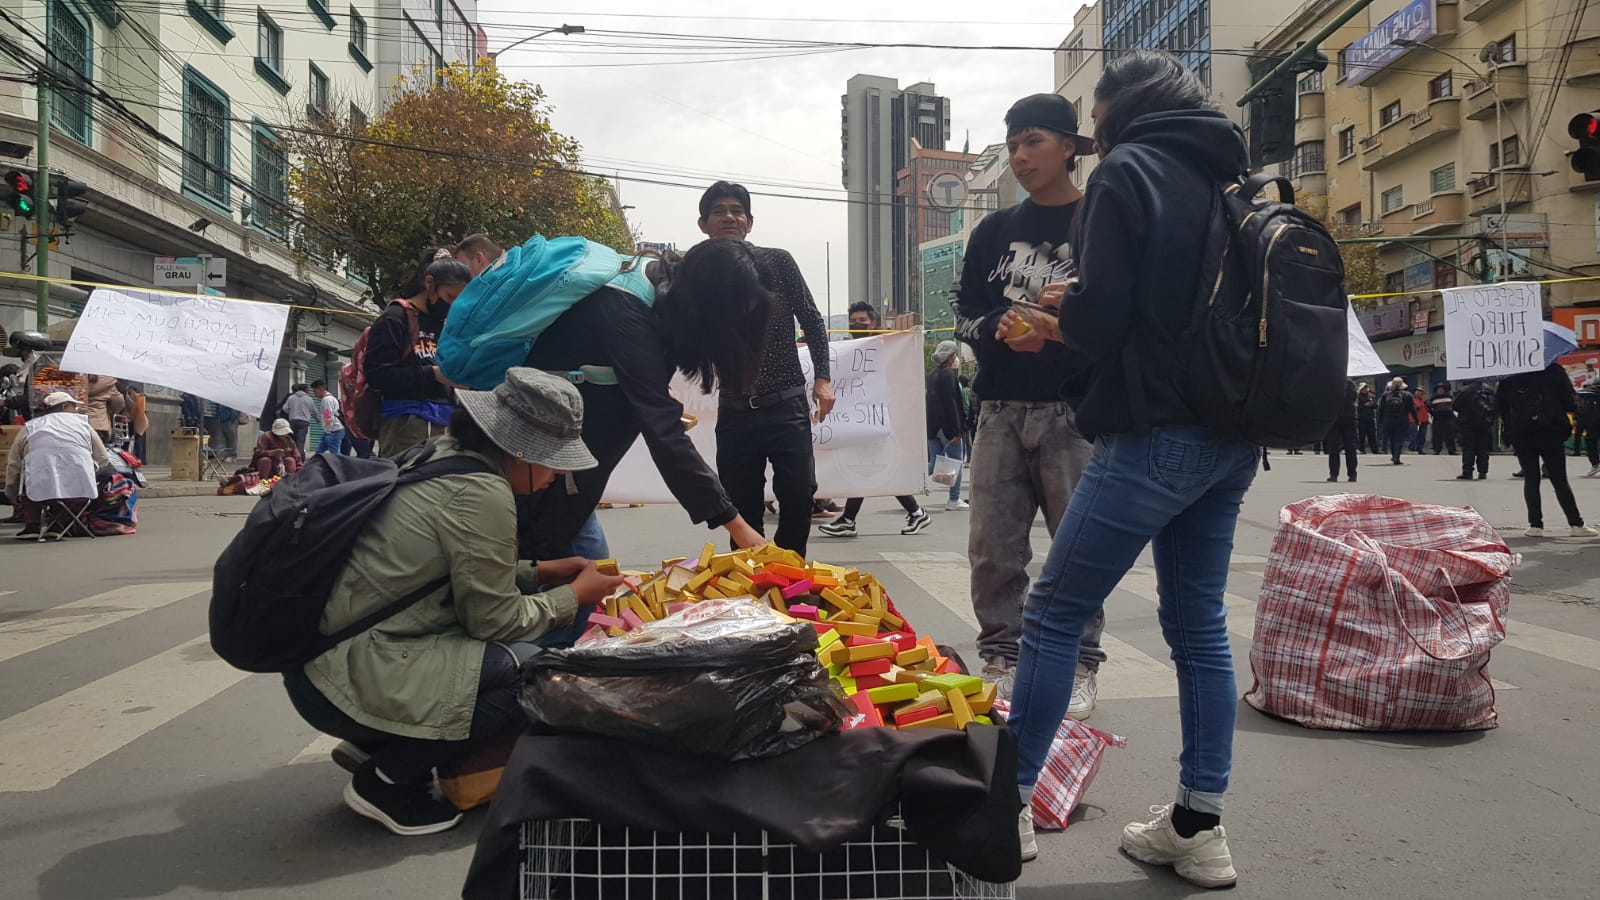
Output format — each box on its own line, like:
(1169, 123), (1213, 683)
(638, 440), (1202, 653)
(1498, 363), (1597, 538)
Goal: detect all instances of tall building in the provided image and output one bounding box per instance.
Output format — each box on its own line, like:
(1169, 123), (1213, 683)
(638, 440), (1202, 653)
(0, 0), (480, 461)
(841, 76), (951, 315)
(895, 142), (978, 320)
(1057, 2), (1105, 189)
(1100, 0), (1283, 119)
(918, 143), (1006, 341)
(1258, 0), (1600, 390)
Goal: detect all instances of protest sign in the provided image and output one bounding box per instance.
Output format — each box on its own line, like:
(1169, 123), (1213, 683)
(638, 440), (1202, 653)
(1346, 305), (1389, 377)
(59, 288), (289, 415)
(603, 331), (927, 503)
(1442, 282), (1544, 381)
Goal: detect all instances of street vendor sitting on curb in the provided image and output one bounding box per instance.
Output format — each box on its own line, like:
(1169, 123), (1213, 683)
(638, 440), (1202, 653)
(252, 419), (304, 480)
(281, 368), (626, 837)
(5, 391), (110, 540)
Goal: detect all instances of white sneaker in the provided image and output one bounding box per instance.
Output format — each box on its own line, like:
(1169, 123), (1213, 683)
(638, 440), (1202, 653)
(981, 656), (1015, 701)
(1018, 806), (1038, 863)
(900, 509), (932, 535)
(1525, 527), (1545, 538)
(1571, 525), (1599, 538)
(1121, 804), (1237, 889)
(1586, 464), (1600, 478)
(1067, 669), (1098, 721)
(818, 518), (858, 538)
(946, 499), (970, 511)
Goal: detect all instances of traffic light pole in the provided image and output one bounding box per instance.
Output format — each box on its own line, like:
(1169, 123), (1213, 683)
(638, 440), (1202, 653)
(1237, 0), (1378, 107)
(33, 4), (52, 330)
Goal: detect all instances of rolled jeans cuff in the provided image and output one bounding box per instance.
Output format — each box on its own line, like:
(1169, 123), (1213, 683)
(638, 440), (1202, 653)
(1177, 785), (1225, 816)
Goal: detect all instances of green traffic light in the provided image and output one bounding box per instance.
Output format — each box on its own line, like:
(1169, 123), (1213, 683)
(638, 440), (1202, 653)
(15, 195), (32, 214)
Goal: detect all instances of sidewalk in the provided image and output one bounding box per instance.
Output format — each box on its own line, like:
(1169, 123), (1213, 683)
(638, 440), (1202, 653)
(136, 465), (238, 499)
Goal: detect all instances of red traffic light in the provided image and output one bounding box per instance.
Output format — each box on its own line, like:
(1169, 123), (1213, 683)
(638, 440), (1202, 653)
(1570, 113), (1600, 141)
(4, 169), (30, 193)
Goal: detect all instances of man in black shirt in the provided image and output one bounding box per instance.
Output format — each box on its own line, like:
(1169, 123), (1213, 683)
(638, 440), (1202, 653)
(953, 94), (1105, 715)
(698, 182), (833, 556)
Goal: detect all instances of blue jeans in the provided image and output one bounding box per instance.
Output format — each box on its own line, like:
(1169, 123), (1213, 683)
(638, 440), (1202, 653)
(568, 512), (610, 559)
(317, 429), (347, 455)
(927, 437), (964, 503)
(1009, 427), (1260, 816)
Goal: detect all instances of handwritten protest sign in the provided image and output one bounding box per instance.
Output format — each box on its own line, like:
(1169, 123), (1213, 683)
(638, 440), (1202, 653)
(800, 335), (893, 449)
(60, 288), (289, 414)
(1442, 282), (1544, 381)
(1346, 305), (1390, 377)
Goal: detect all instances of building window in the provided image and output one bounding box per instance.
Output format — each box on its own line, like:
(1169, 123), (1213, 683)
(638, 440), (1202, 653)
(1065, 36), (1085, 75)
(1338, 127), (1356, 160)
(1287, 141), (1325, 179)
(307, 0), (334, 29)
(1338, 204), (1362, 228)
(1434, 262), (1458, 290)
(1298, 71), (1323, 94)
(1493, 35), (1516, 64)
(348, 102), (367, 133)
(348, 6), (371, 71)
(255, 10), (290, 93)
(48, 0), (93, 144)
(309, 63), (329, 116)
(1430, 162), (1457, 194)
(188, 0), (235, 44)
(1379, 101), (1403, 128)
(1428, 72), (1452, 100)
(182, 68), (230, 209)
(1490, 136), (1521, 170)
(249, 122), (287, 236)
(1384, 271), (1405, 293)
(1381, 185), (1404, 214)
(1337, 47), (1349, 81)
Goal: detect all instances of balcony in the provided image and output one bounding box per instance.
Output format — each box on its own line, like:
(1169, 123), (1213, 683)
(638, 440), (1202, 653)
(1566, 36), (1600, 87)
(1361, 98), (1462, 171)
(1465, 63), (1529, 121)
(1410, 191), (1467, 234)
(1358, 221), (1386, 237)
(1467, 169), (1533, 217)
(1464, 0), (1516, 20)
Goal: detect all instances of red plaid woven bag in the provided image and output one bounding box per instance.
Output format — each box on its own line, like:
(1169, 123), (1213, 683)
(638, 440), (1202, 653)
(1243, 495), (1515, 731)
(995, 700), (1126, 830)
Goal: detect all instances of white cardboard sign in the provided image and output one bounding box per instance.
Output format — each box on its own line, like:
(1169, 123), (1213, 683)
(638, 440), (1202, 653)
(1442, 282), (1544, 381)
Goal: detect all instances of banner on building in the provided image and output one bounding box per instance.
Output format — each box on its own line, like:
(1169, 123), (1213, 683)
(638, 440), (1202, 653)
(603, 332), (927, 504)
(1441, 282), (1543, 381)
(60, 288), (289, 415)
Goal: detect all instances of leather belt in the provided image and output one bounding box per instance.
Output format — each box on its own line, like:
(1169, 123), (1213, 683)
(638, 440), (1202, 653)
(723, 385), (806, 410)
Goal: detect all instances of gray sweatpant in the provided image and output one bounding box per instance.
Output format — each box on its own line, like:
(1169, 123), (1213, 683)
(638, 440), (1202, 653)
(969, 400), (1105, 669)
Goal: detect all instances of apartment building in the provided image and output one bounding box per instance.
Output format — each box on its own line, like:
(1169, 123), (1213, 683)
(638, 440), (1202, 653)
(917, 142), (1006, 339)
(1057, 1), (1104, 189)
(0, 0), (480, 459)
(1259, 0), (1600, 387)
(895, 142), (978, 323)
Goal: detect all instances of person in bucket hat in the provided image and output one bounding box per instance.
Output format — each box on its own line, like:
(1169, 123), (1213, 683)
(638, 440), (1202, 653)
(282, 368), (624, 839)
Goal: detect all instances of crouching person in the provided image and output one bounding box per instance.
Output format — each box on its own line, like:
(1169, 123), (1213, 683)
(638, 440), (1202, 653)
(282, 369), (625, 836)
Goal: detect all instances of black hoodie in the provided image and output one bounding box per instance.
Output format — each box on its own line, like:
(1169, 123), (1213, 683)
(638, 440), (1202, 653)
(1058, 109), (1249, 438)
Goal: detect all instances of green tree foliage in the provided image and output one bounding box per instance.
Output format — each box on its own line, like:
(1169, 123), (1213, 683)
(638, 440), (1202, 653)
(289, 63), (634, 293)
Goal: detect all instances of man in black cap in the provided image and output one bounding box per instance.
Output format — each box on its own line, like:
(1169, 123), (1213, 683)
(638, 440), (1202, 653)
(953, 93), (1105, 717)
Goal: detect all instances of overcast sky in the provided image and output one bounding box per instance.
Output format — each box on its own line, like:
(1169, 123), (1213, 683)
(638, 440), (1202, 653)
(479, 1), (1083, 320)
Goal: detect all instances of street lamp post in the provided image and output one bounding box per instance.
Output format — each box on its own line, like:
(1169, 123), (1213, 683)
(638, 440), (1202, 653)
(1392, 39), (1508, 281)
(489, 23), (585, 62)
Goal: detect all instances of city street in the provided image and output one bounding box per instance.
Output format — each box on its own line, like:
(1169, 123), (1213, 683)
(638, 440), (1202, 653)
(1, 449), (1597, 899)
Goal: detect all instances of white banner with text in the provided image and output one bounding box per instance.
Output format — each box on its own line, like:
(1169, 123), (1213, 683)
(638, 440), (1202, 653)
(1442, 282), (1544, 381)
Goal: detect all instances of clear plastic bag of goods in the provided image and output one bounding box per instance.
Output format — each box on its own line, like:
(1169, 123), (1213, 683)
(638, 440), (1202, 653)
(930, 454), (961, 487)
(521, 600), (852, 760)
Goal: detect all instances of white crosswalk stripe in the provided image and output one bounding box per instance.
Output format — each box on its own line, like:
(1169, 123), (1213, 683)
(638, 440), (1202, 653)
(0, 582), (210, 665)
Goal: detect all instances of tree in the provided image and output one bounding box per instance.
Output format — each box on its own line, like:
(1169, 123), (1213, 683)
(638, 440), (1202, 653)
(1299, 193), (1385, 306)
(288, 63), (634, 294)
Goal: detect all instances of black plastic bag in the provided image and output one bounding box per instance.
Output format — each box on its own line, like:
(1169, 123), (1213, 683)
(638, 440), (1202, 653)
(521, 621), (851, 760)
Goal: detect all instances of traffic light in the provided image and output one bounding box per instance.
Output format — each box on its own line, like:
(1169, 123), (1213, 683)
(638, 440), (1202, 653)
(1570, 113), (1600, 181)
(2, 168), (37, 218)
(1248, 51), (1328, 169)
(51, 177), (88, 227)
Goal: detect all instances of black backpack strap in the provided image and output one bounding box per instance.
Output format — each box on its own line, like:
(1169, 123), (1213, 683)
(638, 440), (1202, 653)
(1239, 173), (1294, 204)
(315, 443), (496, 653)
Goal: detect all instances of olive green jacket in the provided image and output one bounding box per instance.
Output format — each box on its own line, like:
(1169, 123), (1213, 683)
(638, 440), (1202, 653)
(304, 436), (577, 741)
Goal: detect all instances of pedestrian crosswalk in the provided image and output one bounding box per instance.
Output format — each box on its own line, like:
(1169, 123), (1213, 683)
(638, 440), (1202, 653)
(0, 556), (1597, 798)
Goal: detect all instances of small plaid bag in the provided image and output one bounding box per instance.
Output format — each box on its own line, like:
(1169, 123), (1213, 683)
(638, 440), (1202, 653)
(995, 700), (1126, 830)
(1244, 495), (1515, 732)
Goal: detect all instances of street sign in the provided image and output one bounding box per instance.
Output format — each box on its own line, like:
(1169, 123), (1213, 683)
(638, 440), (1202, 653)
(926, 172), (968, 211)
(153, 256), (203, 286)
(204, 257), (227, 288)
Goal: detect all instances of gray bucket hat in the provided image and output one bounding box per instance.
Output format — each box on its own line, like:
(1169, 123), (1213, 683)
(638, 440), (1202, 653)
(455, 368), (598, 471)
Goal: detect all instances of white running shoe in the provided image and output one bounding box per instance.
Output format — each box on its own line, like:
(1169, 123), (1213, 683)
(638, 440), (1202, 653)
(946, 499), (971, 511)
(981, 656), (1016, 701)
(1525, 527), (1545, 538)
(1120, 804), (1237, 889)
(1018, 806), (1038, 863)
(1587, 464), (1600, 478)
(1066, 669), (1098, 721)
(817, 518), (858, 538)
(1571, 525), (1599, 538)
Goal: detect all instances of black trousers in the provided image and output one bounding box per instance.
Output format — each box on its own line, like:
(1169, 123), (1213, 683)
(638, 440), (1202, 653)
(283, 642), (532, 785)
(1513, 437), (1585, 529)
(716, 395), (815, 556)
(1326, 421), (1357, 478)
(1383, 420), (1409, 463)
(1357, 417), (1378, 454)
(842, 495), (920, 520)
(1460, 425), (1493, 476)
(1431, 418), (1458, 455)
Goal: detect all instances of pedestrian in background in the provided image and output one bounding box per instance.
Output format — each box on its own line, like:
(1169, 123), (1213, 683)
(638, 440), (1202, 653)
(1326, 379), (1358, 484)
(952, 91), (1105, 712)
(280, 383), (318, 455)
(365, 250), (471, 458)
(1429, 384), (1458, 456)
(1454, 379), (1496, 480)
(926, 340), (968, 510)
(1575, 388), (1600, 477)
(1499, 363), (1597, 538)
(819, 302), (931, 537)
(84, 374), (124, 444)
(1356, 382), (1378, 454)
(1379, 378), (1417, 465)
(1409, 387), (1431, 454)
(313, 381), (347, 455)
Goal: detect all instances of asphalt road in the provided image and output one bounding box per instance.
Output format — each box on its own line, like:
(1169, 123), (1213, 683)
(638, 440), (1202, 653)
(1, 448), (1597, 899)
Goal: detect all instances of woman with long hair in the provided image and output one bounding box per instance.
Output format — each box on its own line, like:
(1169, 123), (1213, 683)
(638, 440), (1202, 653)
(1004, 51), (1259, 888)
(365, 249), (473, 458)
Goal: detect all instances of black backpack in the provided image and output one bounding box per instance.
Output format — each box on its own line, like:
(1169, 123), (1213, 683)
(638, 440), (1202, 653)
(1500, 376), (1554, 437)
(209, 442), (492, 673)
(1382, 389), (1413, 419)
(1457, 385), (1497, 428)
(1181, 174), (1348, 447)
